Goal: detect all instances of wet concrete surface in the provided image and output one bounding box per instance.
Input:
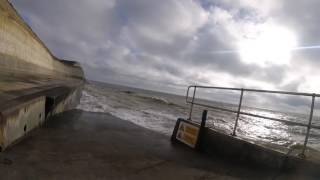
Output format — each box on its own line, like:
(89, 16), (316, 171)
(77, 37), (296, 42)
(0, 110), (316, 180)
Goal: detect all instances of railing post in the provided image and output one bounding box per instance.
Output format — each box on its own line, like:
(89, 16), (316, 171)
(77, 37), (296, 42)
(232, 89), (244, 136)
(186, 86), (191, 103)
(196, 110), (208, 150)
(299, 94), (316, 158)
(200, 110), (208, 129)
(188, 86), (197, 120)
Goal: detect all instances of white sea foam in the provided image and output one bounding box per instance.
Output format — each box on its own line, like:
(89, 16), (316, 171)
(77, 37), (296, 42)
(77, 87), (179, 135)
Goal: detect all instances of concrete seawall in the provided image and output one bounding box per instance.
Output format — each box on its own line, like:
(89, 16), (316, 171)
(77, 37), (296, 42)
(171, 118), (320, 178)
(0, 0), (84, 150)
(0, 0), (83, 77)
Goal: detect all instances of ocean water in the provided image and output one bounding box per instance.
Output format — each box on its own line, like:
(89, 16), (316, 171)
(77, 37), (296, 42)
(77, 81), (320, 152)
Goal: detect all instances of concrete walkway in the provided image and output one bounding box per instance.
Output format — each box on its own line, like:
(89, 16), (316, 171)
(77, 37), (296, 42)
(0, 110), (314, 179)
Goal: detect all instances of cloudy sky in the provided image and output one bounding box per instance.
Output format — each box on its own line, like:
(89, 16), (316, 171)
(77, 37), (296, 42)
(10, 0), (320, 97)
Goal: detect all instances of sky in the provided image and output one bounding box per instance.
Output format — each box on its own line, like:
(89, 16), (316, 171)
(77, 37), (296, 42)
(10, 0), (320, 113)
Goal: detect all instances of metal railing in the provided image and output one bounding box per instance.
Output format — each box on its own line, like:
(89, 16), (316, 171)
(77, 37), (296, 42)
(186, 85), (320, 157)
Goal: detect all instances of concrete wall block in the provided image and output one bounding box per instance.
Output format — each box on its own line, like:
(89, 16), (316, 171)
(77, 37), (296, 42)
(52, 89), (81, 115)
(0, 96), (45, 150)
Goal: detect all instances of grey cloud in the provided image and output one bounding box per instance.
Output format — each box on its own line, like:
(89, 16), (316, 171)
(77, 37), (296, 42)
(291, 49), (320, 67)
(274, 0), (320, 46)
(10, 0), (320, 95)
(280, 77), (306, 92)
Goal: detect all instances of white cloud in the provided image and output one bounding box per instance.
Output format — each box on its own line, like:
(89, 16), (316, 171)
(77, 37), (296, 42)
(10, 0), (320, 95)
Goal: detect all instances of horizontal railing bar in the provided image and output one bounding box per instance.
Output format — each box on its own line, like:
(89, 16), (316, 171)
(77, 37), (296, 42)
(190, 101), (237, 114)
(188, 85), (320, 97)
(240, 111), (307, 127)
(311, 124), (320, 130)
(189, 86), (241, 91)
(187, 101), (320, 129)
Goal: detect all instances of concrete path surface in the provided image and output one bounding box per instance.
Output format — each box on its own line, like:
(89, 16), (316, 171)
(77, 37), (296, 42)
(0, 110), (315, 180)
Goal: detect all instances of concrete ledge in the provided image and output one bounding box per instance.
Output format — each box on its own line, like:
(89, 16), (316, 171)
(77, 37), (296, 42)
(171, 118), (320, 177)
(0, 96), (45, 150)
(201, 127), (320, 175)
(0, 84), (83, 151)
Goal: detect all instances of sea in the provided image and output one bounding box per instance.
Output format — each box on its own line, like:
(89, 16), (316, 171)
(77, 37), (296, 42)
(77, 81), (320, 152)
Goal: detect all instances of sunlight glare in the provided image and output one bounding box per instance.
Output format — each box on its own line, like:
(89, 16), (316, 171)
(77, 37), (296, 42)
(239, 24), (297, 66)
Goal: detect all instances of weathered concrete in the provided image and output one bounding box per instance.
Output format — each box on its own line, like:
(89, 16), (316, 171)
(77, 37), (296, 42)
(0, 110), (308, 180)
(0, 0), (83, 77)
(0, 0), (84, 150)
(171, 118), (320, 179)
(201, 127), (320, 174)
(0, 76), (83, 150)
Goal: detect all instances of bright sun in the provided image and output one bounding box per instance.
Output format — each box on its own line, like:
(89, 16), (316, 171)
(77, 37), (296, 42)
(239, 24), (297, 67)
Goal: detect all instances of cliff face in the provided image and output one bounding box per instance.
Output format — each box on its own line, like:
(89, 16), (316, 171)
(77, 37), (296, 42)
(0, 0), (85, 150)
(0, 0), (84, 78)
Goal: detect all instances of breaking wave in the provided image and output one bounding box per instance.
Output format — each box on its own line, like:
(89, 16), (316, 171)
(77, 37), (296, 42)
(77, 84), (186, 135)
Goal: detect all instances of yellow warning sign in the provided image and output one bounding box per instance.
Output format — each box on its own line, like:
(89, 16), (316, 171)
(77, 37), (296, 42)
(176, 121), (200, 148)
